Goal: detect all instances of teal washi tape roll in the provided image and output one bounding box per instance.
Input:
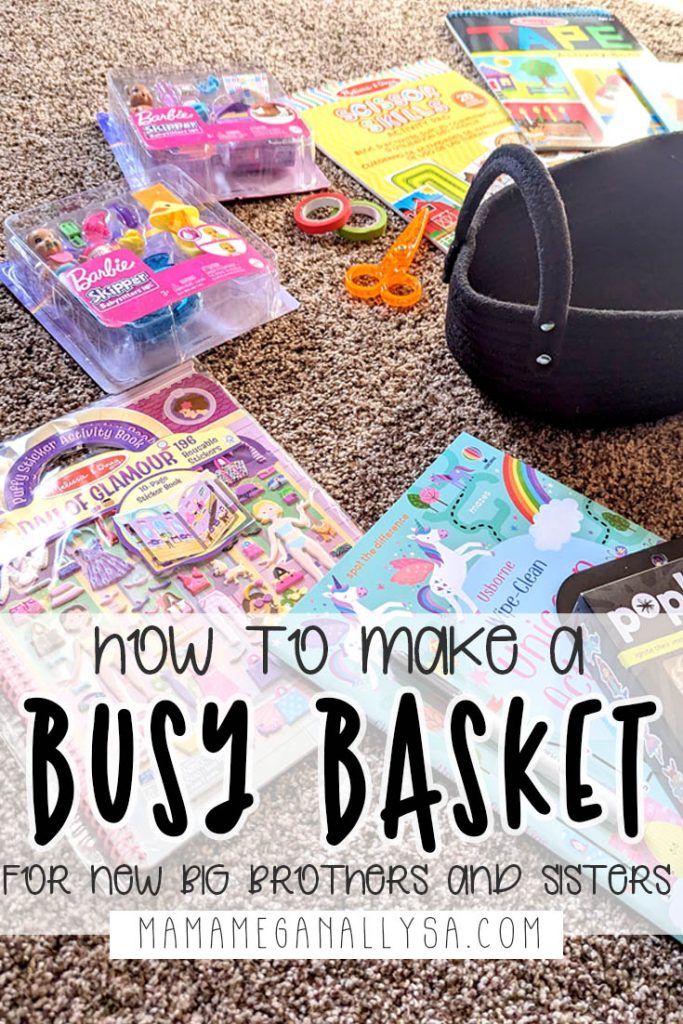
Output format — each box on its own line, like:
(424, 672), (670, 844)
(337, 200), (388, 241)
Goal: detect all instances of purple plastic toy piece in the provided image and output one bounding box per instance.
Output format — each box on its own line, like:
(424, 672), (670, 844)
(110, 202), (140, 230)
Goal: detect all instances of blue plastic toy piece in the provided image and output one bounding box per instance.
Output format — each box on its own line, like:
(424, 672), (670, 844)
(196, 74), (220, 95)
(188, 100), (210, 122)
(129, 251), (201, 341)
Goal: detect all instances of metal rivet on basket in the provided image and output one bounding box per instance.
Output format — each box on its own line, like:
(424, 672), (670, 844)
(540, 322), (555, 332)
(536, 353), (553, 366)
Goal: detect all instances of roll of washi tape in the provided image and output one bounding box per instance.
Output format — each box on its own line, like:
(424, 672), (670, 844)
(337, 200), (388, 241)
(293, 192), (352, 235)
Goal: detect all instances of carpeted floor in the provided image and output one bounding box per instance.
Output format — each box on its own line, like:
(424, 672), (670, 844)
(1, 0), (683, 1019)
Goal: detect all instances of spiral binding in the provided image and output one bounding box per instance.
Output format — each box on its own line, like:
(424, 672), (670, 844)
(447, 8), (612, 18)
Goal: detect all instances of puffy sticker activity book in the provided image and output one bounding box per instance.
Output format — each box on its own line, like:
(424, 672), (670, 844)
(289, 59), (520, 252)
(295, 433), (683, 934)
(0, 362), (360, 866)
(446, 8), (657, 150)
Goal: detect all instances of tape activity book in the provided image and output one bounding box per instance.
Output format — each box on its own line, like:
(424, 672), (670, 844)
(0, 362), (359, 866)
(289, 59), (521, 252)
(295, 433), (683, 935)
(446, 8), (656, 150)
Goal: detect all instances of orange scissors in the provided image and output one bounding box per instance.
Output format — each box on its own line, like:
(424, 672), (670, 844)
(344, 207), (429, 308)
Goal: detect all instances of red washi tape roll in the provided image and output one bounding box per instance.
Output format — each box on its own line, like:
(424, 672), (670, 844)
(293, 192), (352, 235)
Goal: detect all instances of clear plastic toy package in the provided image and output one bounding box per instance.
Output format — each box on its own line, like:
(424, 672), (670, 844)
(1, 166), (296, 393)
(104, 66), (327, 200)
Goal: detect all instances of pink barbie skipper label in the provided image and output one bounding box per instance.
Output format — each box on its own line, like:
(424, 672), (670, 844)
(131, 104), (310, 150)
(60, 227), (271, 328)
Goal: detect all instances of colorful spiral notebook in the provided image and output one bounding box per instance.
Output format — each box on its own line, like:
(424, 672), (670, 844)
(295, 432), (683, 935)
(446, 8), (657, 149)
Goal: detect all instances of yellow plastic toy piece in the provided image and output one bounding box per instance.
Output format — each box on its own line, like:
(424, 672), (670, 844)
(117, 229), (145, 256)
(148, 201), (203, 256)
(344, 206), (429, 308)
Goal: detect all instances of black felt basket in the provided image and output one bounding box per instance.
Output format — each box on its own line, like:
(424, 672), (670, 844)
(444, 136), (683, 426)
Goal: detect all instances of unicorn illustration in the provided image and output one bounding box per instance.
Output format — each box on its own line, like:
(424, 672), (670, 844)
(430, 465), (473, 490)
(390, 524), (492, 618)
(322, 577), (407, 688)
(323, 577), (406, 624)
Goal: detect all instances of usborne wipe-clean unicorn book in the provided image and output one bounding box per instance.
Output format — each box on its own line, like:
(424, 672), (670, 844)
(295, 433), (683, 936)
(312, 431), (658, 616)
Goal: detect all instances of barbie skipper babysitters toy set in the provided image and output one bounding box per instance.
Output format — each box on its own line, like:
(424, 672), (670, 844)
(0, 67), (332, 394)
(1, 168), (293, 393)
(104, 67), (326, 201)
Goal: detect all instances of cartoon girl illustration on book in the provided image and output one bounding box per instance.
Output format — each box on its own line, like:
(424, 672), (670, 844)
(252, 499), (334, 581)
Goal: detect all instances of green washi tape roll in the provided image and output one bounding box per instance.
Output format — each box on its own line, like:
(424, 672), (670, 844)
(337, 200), (388, 241)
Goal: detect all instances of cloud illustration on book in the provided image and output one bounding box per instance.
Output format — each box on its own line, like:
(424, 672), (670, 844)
(529, 498), (583, 552)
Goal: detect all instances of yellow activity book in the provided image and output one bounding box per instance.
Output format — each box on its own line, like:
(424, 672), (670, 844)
(289, 58), (520, 252)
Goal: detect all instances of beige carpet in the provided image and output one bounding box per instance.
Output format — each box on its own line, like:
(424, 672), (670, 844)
(1, 0), (683, 1019)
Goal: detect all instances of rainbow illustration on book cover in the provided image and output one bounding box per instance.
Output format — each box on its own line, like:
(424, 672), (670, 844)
(297, 432), (683, 934)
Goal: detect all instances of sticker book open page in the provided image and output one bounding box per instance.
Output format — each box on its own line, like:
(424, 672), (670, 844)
(294, 433), (683, 935)
(289, 59), (521, 252)
(0, 362), (360, 869)
(446, 9), (657, 149)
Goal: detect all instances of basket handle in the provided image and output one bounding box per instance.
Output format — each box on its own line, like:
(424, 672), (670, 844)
(444, 144), (573, 365)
